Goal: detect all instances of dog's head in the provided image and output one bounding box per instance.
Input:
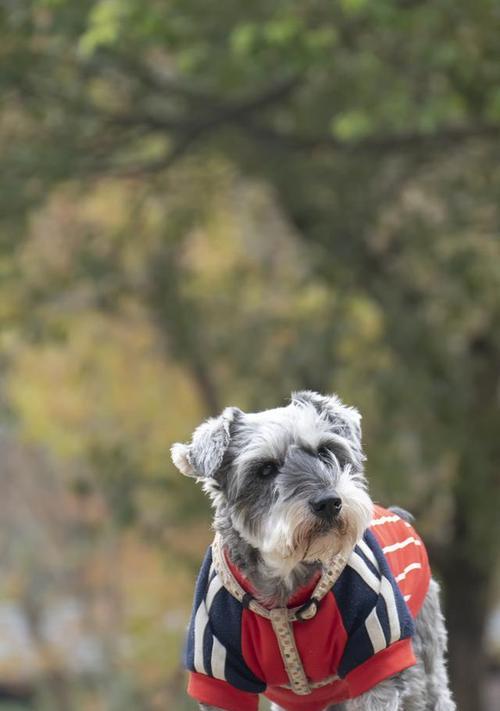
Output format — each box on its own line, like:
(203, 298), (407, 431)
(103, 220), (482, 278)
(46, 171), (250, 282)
(171, 391), (372, 575)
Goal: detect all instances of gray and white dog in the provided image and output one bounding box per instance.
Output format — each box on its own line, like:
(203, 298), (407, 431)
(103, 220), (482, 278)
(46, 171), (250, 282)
(172, 391), (455, 711)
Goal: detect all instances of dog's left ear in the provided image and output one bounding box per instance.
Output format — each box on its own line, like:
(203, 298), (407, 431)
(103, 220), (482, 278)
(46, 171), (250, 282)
(171, 407), (241, 479)
(291, 390), (364, 463)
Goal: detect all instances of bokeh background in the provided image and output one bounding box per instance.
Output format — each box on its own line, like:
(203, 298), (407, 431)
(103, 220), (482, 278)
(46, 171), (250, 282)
(1, 1), (500, 710)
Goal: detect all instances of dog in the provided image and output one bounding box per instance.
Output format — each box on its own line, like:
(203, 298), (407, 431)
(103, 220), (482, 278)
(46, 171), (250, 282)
(171, 391), (455, 711)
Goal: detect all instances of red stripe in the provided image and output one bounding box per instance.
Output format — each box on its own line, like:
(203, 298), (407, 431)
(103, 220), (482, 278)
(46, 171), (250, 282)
(370, 505), (431, 616)
(187, 671), (259, 711)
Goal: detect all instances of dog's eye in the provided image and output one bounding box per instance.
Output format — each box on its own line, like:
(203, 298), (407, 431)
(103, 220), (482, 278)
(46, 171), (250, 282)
(317, 446), (331, 462)
(257, 461), (278, 478)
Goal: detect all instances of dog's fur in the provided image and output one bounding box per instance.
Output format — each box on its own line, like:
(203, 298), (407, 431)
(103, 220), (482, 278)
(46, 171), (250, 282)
(172, 391), (455, 711)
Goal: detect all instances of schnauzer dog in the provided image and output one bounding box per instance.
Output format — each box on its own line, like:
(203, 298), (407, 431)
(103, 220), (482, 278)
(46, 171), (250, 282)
(171, 391), (455, 711)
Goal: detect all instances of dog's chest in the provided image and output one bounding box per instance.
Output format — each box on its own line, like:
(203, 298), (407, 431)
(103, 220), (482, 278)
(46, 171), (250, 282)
(240, 589), (346, 687)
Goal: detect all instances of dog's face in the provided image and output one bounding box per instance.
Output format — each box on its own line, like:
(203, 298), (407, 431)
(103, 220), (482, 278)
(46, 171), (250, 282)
(171, 391), (372, 576)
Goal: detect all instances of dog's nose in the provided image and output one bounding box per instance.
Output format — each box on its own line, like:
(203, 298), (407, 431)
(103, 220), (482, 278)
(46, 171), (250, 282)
(309, 495), (342, 520)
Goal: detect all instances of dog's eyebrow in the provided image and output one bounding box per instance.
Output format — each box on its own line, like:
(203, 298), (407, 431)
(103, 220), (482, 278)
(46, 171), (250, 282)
(237, 435), (288, 467)
(315, 433), (357, 462)
(297, 444), (316, 457)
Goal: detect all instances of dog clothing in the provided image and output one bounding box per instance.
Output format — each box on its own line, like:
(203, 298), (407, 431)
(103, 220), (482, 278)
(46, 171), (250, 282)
(184, 505), (431, 711)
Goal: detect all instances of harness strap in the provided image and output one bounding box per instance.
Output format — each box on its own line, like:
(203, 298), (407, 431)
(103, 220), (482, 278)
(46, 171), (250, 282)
(211, 533), (350, 694)
(211, 533), (348, 622)
(270, 608), (311, 695)
(279, 671), (341, 692)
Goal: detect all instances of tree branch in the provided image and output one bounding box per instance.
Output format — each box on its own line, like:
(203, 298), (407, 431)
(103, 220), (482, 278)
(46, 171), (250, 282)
(237, 120), (500, 154)
(100, 132), (200, 177)
(98, 117), (500, 177)
(105, 74), (301, 134)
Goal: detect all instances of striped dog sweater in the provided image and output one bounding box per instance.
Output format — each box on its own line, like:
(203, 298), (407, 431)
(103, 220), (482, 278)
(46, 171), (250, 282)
(184, 505), (431, 711)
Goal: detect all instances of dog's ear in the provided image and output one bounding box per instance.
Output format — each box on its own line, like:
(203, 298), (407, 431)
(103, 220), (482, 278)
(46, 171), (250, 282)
(171, 407), (241, 479)
(291, 390), (364, 462)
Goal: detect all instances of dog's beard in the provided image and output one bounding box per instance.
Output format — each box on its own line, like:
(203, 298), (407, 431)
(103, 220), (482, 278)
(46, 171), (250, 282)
(234, 484), (372, 579)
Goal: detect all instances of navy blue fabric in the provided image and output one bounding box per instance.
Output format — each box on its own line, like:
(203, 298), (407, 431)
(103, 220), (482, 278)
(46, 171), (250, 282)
(202, 623), (213, 676)
(335, 530), (415, 678)
(184, 546), (266, 694)
(333, 557), (378, 636)
(210, 581), (266, 691)
(376, 593), (391, 646)
(355, 542), (381, 580)
(338, 622), (380, 676)
(333, 561), (379, 677)
(183, 546), (213, 673)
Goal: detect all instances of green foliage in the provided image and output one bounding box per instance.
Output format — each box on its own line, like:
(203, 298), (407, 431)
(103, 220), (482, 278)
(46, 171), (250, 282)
(331, 110), (371, 141)
(79, 0), (132, 55)
(2, 0), (499, 593)
(1, 1), (500, 708)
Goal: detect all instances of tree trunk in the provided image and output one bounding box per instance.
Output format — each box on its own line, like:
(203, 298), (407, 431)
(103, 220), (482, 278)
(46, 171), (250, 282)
(188, 354), (221, 416)
(146, 245), (222, 417)
(441, 525), (490, 711)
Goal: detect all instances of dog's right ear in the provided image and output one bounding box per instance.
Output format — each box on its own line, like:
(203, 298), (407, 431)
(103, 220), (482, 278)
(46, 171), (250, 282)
(171, 407), (241, 479)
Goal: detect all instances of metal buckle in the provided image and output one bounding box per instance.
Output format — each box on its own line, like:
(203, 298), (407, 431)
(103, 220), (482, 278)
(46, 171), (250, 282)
(295, 597), (319, 621)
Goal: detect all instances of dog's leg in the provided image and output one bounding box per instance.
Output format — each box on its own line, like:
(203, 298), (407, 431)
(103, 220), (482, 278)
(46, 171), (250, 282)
(344, 678), (401, 711)
(272, 702), (348, 711)
(272, 706), (347, 711)
(414, 579), (456, 711)
(272, 704), (347, 711)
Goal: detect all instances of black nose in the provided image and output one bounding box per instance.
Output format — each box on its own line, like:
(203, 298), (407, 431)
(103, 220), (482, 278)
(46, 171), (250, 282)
(309, 495), (342, 520)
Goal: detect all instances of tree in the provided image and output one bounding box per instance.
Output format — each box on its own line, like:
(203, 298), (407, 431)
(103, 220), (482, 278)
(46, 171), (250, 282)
(2, 2), (500, 708)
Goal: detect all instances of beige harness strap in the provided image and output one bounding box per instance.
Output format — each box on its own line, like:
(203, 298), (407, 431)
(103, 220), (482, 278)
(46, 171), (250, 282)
(270, 608), (311, 695)
(211, 533), (350, 694)
(279, 671), (340, 691)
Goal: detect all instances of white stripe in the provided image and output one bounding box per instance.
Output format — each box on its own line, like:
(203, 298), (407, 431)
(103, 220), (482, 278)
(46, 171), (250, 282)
(193, 575), (224, 677)
(371, 514), (412, 528)
(365, 608), (386, 653)
(404, 594), (412, 602)
(358, 539), (379, 570)
(348, 551), (380, 592)
(380, 576), (401, 643)
(382, 536), (422, 554)
(395, 562), (422, 582)
(206, 575), (223, 610)
(193, 602), (208, 674)
(371, 514), (400, 526)
(211, 636), (227, 680)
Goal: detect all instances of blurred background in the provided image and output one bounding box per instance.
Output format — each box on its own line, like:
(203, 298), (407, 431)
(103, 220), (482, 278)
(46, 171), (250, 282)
(0, 1), (500, 710)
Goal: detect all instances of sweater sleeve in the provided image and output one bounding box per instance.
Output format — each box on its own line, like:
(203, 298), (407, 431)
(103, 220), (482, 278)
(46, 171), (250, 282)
(344, 637), (416, 697)
(184, 547), (266, 708)
(188, 672), (259, 711)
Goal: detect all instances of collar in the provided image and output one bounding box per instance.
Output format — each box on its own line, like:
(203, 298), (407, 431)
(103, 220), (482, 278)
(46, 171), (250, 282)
(226, 550), (322, 608)
(211, 532), (349, 622)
